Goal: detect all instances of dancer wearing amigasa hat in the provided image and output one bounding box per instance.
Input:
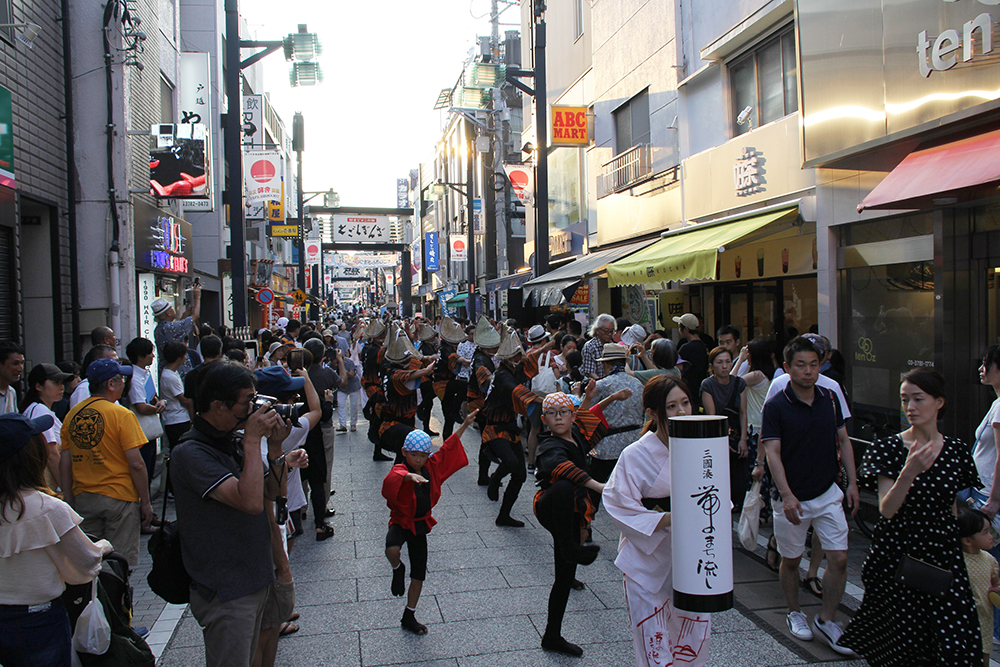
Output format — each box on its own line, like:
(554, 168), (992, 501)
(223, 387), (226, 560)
(361, 319), (390, 460)
(382, 411), (476, 634)
(378, 327), (437, 462)
(469, 317), (500, 485)
(433, 318), (467, 439)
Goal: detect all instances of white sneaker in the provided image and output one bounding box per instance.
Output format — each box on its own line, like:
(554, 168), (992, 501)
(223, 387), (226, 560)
(786, 611), (813, 641)
(811, 617), (857, 657)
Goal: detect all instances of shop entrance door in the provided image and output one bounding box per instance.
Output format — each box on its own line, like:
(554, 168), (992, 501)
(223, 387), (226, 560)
(716, 281), (782, 343)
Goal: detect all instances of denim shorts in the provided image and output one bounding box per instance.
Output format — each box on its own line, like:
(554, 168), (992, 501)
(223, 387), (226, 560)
(0, 597), (73, 667)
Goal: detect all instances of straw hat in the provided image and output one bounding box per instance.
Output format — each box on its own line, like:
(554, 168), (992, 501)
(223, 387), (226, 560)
(417, 323), (438, 342)
(496, 325), (523, 360)
(385, 327), (419, 364)
(439, 317), (466, 345)
(526, 325), (548, 344)
(365, 319), (386, 340)
(473, 316), (501, 348)
(596, 343), (628, 363)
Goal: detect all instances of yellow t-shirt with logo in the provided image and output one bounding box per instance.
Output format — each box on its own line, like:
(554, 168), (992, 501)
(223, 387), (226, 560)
(60, 397), (148, 503)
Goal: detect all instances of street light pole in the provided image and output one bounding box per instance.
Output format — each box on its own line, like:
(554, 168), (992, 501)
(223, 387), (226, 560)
(294, 112), (305, 316)
(224, 0), (248, 327)
(466, 119), (476, 320)
(533, 0), (549, 278)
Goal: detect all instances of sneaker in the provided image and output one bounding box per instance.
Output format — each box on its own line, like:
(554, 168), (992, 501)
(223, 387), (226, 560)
(336, 426), (348, 433)
(811, 617), (856, 656)
(786, 611), (813, 641)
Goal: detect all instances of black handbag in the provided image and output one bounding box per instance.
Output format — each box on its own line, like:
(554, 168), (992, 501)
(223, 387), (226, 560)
(894, 555), (953, 597)
(147, 454), (191, 604)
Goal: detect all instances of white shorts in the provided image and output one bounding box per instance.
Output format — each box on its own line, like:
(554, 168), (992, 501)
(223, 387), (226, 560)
(772, 482), (848, 559)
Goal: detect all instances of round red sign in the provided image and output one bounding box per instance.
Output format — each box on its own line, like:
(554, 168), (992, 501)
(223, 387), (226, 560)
(453, 239), (466, 251)
(250, 160), (276, 184)
(508, 169), (529, 189)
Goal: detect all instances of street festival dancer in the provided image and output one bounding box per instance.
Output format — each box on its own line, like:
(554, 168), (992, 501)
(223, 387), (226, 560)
(533, 385), (633, 658)
(415, 323), (440, 436)
(360, 319), (389, 460)
(602, 375), (712, 667)
(433, 317), (467, 439)
(378, 326), (437, 463)
(469, 316), (500, 484)
(481, 325), (551, 527)
(381, 412), (475, 635)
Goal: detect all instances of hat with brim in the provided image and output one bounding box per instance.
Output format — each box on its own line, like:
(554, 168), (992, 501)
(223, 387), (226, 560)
(386, 328), (419, 364)
(87, 358), (134, 385)
(621, 324), (646, 348)
(365, 319), (387, 341)
(439, 317), (466, 345)
(496, 326), (523, 360)
(151, 298), (170, 317)
(35, 363), (74, 384)
(596, 343), (628, 363)
(675, 355), (690, 367)
(526, 325), (548, 344)
(417, 323), (438, 342)
(474, 316), (501, 348)
(254, 366), (305, 395)
(672, 313), (699, 330)
(0, 413), (54, 461)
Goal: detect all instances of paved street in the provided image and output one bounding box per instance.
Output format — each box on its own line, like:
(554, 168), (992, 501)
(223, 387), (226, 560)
(136, 408), (989, 666)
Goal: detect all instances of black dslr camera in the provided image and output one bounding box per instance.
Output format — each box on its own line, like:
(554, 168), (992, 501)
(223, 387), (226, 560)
(250, 394), (305, 422)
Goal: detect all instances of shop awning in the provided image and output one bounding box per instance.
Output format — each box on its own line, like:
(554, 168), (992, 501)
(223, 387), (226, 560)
(445, 292), (469, 306)
(485, 271), (533, 294)
(523, 238), (657, 306)
(859, 127), (1000, 212)
(606, 207), (799, 287)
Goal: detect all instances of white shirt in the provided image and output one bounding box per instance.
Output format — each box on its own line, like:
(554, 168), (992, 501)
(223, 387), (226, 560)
(602, 431), (673, 593)
(0, 385), (16, 415)
(260, 415), (310, 512)
(23, 402), (62, 446)
(129, 365), (153, 407)
(69, 380), (90, 409)
(764, 372), (851, 420)
(159, 368), (189, 426)
(973, 397), (1000, 494)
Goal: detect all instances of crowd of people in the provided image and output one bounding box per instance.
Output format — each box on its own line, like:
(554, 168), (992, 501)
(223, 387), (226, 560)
(2, 296), (1000, 667)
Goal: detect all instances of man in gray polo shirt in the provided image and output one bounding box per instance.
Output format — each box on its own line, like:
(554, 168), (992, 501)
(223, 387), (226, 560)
(172, 361), (288, 667)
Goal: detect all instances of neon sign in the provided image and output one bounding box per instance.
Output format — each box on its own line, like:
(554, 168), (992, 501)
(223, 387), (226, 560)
(145, 215), (189, 274)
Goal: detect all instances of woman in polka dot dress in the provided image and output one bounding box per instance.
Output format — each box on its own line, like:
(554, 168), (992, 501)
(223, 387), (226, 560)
(839, 368), (981, 666)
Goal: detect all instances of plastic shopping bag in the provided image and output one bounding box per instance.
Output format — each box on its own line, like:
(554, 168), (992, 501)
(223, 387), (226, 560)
(72, 578), (111, 655)
(737, 480), (763, 551)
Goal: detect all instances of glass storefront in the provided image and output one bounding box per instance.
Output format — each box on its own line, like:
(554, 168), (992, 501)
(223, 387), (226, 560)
(711, 276), (817, 346)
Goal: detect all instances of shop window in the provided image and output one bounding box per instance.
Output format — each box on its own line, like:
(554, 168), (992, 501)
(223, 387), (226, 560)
(730, 27), (797, 136)
(841, 261), (935, 440)
(548, 147), (582, 230)
(614, 90), (650, 156)
(575, 0), (584, 39)
(0, 0), (12, 46)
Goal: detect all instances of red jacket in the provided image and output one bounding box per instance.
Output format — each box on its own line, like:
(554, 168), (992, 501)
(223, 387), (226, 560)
(382, 432), (469, 533)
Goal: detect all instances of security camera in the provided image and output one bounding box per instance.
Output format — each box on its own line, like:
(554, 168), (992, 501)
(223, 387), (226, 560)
(737, 106), (753, 125)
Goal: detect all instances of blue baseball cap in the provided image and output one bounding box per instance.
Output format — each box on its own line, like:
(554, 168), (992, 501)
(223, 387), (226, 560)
(402, 430), (432, 453)
(87, 358), (133, 385)
(254, 366), (305, 396)
(0, 413), (54, 461)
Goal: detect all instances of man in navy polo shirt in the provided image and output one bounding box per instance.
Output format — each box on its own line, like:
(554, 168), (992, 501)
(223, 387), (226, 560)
(761, 335), (859, 656)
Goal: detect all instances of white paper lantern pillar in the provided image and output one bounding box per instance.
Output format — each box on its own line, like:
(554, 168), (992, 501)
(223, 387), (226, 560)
(669, 415), (734, 612)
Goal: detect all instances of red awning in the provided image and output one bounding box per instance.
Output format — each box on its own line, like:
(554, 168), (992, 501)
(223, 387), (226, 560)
(858, 127), (1000, 212)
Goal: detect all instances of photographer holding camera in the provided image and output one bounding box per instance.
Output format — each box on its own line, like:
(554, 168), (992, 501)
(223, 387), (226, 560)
(171, 360), (304, 667)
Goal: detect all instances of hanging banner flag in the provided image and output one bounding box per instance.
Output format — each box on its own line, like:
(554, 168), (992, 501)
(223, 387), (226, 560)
(504, 164), (534, 205)
(450, 234), (468, 262)
(305, 240), (321, 265)
(332, 215), (392, 243)
(425, 232), (440, 271)
(244, 149), (283, 204)
(473, 199), (483, 234)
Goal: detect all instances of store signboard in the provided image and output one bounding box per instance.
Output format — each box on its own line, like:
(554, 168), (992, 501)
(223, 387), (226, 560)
(331, 215), (392, 243)
(179, 52), (210, 125)
(133, 201), (193, 276)
(242, 95), (263, 148)
(450, 234), (468, 262)
(244, 149), (283, 204)
(425, 232), (440, 271)
(550, 105), (590, 146)
(504, 164), (533, 205)
(0, 84), (14, 188)
(798, 0), (1000, 165)
(397, 178), (409, 208)
(222, 272), (233, 328)
(439, 288), (457, 317)
(268, 224), (299, 238)
(473, 198), (483, 234)
(305, 241), (321, 265)
(717, 233), (816, 282)
(149, 123), (211, 200)
(330, 253), (396, 268)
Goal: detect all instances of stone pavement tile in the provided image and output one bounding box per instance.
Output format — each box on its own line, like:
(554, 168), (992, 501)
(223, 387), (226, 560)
(157, 645), (204, 666)
(432, 544), (541, 568)
(476, 527), (552, 548)
(705, 628), (803, 666)
(274, 630), (361, 666)
(359, 615), (540, 666)
(289, 539), (357, 562)
(358, 566), (510, 602)
(369, 660), (458, 667)
(733, 580), (794, 610)
(528, 607), (631, 645)
(458, 640), (634, 666)
(293, 578), (359, 607)
(584, 579), (625, 609)
(355, 531), (485, 559)
(498, 557), (622, 588)
(735, 549), (781, 583)
(292, 597), (445, 635)
(755, 605), (853, 663)
(292, 555), (385, 582)
(711, 607), (760, 633)
(437, 585), (605, 622)
(166, 610), (203, 649)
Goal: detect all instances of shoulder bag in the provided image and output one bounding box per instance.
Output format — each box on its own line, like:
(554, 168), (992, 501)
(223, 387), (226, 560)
(146, 453), (191, 604)
(894, 555), (952, 597)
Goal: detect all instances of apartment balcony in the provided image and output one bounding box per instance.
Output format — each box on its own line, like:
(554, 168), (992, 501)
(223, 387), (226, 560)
(597, 144), (654, 198)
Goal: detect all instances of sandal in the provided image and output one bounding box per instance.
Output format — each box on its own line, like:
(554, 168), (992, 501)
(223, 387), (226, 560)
(316, 524), (335, 542)
(278, 621), (298, 637)
(287, 612), (300, 622)
(766, 535), (780, 572)
(802, 576), (823, 596)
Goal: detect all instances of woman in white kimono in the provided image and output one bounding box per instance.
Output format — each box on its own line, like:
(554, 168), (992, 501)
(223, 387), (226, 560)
(603, 374), (712, 667)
